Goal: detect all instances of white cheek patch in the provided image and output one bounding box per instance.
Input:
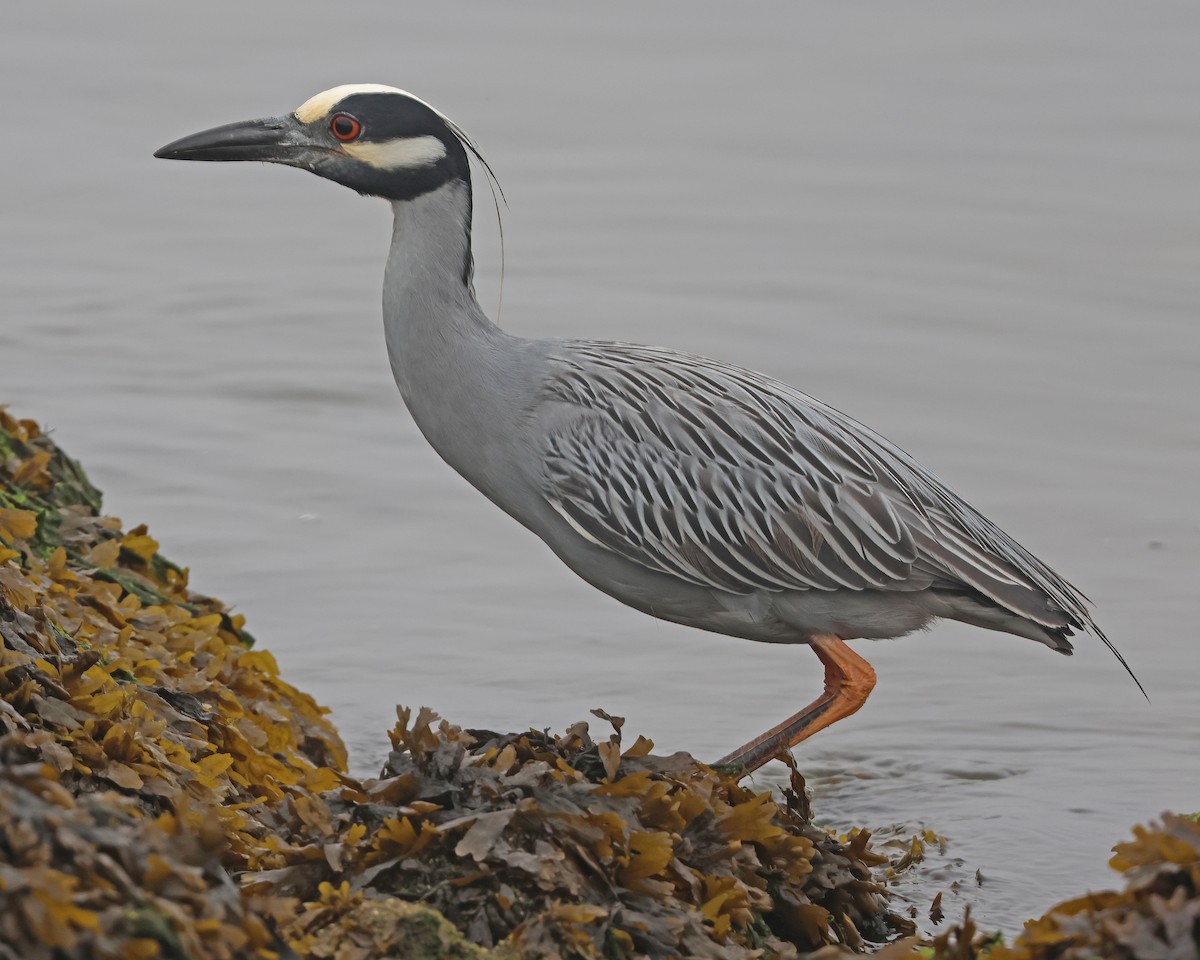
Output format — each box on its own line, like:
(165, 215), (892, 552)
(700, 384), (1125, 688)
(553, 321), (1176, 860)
(295, 83), (409, 123)
(342, 135), (447, 170)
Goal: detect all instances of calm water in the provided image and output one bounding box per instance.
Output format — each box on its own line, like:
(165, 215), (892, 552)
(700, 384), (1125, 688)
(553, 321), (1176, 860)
(3, 2), (1198, 935)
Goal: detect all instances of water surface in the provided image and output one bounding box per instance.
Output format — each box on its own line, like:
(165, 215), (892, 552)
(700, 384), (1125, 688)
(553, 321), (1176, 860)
(3, 1), (1198, 934)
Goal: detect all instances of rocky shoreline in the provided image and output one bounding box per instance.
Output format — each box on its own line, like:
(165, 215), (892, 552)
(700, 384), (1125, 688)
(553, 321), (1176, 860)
(1, 407), (1194, 959)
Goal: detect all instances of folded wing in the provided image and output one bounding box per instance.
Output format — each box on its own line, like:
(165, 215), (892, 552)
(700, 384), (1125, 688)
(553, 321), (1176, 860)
(539, 341), (1098, 639)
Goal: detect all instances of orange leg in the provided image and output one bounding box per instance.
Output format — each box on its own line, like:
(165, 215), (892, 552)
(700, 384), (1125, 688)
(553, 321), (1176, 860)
(715, 635), (876, 775)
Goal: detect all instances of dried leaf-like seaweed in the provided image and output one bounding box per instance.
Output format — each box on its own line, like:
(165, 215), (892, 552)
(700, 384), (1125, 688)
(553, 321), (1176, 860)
(1, 408), (907, 959)
(277, 708), (907, 959)
(1, 408), (347, 958)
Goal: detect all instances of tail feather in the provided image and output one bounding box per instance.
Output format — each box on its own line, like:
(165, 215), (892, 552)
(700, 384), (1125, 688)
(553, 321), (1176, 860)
(926, 583), (1147, 701)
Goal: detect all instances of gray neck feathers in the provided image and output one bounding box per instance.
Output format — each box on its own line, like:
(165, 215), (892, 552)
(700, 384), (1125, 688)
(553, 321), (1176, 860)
(382, 181), (517, 498)
(383, 181), (490, 401)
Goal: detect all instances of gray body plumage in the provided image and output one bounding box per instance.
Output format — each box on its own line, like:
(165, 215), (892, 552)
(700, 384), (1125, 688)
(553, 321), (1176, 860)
(386, 182), (1103, 657)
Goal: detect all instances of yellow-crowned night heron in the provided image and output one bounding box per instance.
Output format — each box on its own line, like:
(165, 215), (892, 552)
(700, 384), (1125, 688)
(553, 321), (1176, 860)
(155, 85), (1141, 774)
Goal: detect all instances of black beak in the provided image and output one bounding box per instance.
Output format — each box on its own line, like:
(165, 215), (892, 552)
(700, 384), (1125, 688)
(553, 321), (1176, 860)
(154, 115), (303, 163)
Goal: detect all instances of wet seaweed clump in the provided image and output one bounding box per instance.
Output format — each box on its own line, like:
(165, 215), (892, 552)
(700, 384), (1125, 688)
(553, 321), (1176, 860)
(885, 812), (1200, 960)
(1, 405), (905, 958)
(0, 407), (347, 957)
(285, 707), (910, 959)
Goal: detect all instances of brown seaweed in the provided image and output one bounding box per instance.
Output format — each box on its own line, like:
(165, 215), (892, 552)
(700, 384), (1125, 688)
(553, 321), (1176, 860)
(1, 407), (903, 958)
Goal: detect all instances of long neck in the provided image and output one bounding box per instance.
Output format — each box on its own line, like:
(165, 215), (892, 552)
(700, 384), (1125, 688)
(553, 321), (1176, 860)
(383, 180), (490, 397)
(382, 180), (518, 493)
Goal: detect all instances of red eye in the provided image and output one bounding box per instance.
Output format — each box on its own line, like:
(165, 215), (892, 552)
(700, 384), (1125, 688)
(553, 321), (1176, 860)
(330, 113), (362, 142)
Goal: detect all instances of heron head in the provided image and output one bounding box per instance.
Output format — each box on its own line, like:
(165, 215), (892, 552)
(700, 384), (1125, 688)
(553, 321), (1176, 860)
(155, 84), (478, 202)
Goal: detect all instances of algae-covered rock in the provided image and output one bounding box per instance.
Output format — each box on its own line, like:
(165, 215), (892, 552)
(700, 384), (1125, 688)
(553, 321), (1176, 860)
(0, 407), (345, 958)
(1, 407), (904, 958)
(301, 894), (513, 960)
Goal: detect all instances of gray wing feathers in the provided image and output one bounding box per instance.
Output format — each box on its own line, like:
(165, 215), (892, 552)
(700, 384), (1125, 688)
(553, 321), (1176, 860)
(547, 421), (909, 594)
(539, 341), (1097, 636)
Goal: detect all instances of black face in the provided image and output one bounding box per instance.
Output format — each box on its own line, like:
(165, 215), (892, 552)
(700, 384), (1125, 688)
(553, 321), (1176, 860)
(154, 88), (473, 203)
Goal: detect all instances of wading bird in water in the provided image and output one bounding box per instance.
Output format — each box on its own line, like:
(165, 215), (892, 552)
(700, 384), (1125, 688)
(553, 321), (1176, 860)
(156, 85), (1141, 773)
